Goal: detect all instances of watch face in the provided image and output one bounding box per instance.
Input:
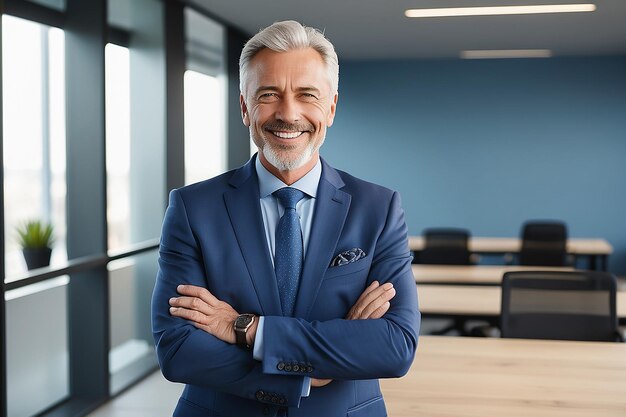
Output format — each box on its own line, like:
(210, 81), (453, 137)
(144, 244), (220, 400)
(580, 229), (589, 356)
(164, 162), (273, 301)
(235, 314), (253, 328)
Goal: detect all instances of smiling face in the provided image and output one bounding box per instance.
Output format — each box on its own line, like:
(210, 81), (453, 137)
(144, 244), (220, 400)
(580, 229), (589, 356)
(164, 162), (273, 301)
(240, 47), (338, 183)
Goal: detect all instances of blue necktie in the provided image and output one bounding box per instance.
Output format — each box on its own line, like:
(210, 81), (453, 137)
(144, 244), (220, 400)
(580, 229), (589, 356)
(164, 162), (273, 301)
(274, 187), (306, 317)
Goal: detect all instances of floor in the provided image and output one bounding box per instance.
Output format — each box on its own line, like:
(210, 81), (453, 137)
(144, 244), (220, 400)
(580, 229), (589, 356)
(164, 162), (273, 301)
(87, 372), (184, 417)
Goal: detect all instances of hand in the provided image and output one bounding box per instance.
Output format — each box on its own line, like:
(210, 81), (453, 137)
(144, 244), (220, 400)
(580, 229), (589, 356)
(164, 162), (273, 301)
(312, 281), (395, 388)
(311, 378), (332, 387)
(346, 281), (396, 320)
(169, 285), (240, 344)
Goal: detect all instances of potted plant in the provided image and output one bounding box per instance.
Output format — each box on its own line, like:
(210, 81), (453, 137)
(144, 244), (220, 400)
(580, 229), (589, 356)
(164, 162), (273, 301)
(16, 219), (55, 270)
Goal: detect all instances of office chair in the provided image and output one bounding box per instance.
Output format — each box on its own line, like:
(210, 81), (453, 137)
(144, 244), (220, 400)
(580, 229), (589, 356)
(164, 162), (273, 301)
(519, 220), (568, 266)
(418, 228), (473, 335)
(500, 270), (621, 342)
(418, 228), (472, 265)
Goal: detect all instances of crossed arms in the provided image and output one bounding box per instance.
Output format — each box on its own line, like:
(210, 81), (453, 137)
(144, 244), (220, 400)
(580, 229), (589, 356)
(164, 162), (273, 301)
(151, 188), (419, 407)
(169, 280), (397, 387)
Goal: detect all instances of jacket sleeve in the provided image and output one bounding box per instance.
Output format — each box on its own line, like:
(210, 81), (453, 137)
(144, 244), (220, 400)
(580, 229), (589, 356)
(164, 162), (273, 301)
(151, 189), (307, 407)
(260, 191), (420, 380)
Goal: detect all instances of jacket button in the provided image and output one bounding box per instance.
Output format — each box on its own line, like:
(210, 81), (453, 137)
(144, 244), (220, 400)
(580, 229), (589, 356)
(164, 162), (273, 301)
(277, 362), (285, 371)
(285, 364), (292, 372)
(256, 390), (264, 400)
(292, 364), (300, 372)
(279, 397), (286, 405)
(307, 366), (313, 373)
(264, 395), (271, 402)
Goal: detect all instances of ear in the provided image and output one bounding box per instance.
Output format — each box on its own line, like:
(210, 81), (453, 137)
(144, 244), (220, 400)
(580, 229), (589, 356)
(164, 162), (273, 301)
(240, 94), (250, 127)
(326, 93), (338, 127)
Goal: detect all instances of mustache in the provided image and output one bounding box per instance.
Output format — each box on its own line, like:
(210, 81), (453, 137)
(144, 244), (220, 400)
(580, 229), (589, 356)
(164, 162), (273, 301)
(263, 121), (314, 132)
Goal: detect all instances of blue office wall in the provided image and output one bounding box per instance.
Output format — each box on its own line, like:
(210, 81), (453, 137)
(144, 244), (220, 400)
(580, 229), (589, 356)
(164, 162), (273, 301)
(322, 56), (626, 274)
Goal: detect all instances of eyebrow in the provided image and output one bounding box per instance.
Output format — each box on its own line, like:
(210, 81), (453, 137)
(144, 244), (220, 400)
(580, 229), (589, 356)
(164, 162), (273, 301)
(297, 86), (322, 95)
(255, 86), (280, 95)
(254, 86), (322, 95)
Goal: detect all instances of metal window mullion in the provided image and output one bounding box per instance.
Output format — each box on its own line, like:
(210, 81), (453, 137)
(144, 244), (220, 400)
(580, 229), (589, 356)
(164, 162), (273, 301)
(65, 0), (109, 410)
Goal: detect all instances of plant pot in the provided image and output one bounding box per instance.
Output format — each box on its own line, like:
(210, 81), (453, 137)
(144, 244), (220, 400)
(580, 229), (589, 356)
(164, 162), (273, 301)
(22, 247), (52, 270)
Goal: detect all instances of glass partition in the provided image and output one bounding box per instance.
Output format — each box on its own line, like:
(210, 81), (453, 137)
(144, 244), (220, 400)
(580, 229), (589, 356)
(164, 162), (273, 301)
(108, 250), (159, 395)
(2, 15), (67, 280)
(5, 276), (70, 416)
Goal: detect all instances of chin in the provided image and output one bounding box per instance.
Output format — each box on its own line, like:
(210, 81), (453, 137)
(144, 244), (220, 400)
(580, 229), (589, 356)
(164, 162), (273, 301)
(263, 144), (315, 172)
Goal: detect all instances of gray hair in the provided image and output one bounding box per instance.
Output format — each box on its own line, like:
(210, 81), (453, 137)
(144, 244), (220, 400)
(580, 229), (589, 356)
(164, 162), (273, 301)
(239, 20), (339, 96)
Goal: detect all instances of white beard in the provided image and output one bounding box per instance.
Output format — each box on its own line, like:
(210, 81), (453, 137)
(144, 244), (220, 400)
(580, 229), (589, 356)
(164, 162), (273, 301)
(257, 135), (325, 171)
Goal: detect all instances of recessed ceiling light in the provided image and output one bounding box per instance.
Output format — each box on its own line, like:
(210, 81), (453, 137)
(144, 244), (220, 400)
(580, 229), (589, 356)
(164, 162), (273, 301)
(460, 49), (553, 59)
(405, 4), (596, 18)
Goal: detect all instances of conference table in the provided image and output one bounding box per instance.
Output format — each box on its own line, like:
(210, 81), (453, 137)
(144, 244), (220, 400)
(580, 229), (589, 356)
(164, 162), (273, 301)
(417, 284), (626, 323)
(409, 236), (613, 270)
(380, 335), (626, 417)
(412, 264), (573, 285)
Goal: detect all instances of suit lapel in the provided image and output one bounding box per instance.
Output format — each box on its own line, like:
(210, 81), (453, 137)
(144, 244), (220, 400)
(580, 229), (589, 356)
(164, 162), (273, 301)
(224, 158), (282, 316)
(294, 160), (351, 319)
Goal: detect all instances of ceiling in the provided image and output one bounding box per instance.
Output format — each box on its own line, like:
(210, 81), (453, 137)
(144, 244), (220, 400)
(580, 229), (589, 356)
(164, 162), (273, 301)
(187, 0), (626, 60)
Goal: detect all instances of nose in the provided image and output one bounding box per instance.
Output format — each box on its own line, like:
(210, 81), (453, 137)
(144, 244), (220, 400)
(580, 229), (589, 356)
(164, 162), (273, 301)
(274, 96), (300, 123)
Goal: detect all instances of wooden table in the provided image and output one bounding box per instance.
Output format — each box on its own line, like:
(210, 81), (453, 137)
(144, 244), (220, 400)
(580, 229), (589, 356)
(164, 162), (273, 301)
(380, 335), (626, 417)
(409, 236), (613, 270)
(418, 284), (626, 319)
(413, 264), (573, 285)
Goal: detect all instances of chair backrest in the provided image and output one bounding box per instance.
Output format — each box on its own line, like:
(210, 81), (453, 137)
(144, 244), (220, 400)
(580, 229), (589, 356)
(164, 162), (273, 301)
(501, 271), (618, 342)
(519, 220), (567, 266)
(419, 228), (471, 265)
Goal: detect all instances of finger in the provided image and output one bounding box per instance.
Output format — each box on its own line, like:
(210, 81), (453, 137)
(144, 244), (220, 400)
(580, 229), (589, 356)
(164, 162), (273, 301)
(169, 295), (210, 314)
(177, 284), (220, 305)
(369, 301), (391, 320)
(360, 281), (380, 298)
(354, 281), (380, 305)
(346, 282), (379, 319)
(354, 282), (393, 314)
(359, 287), (395, 319)
(169, 306), (209, 326)
(347, 283), (385, 319)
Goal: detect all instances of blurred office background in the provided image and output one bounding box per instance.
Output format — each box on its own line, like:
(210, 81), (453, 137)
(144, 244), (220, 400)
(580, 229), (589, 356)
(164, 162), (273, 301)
(1, 0), (625, 416)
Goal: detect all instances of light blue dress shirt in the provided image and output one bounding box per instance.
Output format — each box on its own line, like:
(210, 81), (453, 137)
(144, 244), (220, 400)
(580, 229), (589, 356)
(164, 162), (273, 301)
(253, 155), (322, 396)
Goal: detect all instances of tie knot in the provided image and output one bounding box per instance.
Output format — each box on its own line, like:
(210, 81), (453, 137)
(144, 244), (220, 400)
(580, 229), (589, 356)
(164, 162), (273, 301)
(274, 187), (305, 210)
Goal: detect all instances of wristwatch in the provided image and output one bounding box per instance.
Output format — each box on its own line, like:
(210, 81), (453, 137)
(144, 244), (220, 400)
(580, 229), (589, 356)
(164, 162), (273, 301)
(234, 313), (256, 349)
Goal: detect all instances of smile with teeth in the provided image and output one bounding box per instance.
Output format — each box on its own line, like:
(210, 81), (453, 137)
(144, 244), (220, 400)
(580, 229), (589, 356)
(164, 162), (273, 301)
(270, 130), (304, 139)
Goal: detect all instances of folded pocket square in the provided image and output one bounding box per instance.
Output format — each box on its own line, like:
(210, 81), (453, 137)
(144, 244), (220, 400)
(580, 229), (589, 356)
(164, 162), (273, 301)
(330, 248), (367, 267)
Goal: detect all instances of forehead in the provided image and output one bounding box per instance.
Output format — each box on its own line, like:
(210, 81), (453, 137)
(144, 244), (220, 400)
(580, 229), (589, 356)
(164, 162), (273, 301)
(248, 47), (330, 90)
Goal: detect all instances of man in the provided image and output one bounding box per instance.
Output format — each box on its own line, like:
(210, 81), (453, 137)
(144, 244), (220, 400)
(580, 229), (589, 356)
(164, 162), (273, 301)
(152, 20), (419, 417)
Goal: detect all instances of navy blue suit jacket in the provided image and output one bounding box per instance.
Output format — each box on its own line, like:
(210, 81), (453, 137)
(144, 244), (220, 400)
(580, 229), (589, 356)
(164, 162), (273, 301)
(152, 156), (420, 417)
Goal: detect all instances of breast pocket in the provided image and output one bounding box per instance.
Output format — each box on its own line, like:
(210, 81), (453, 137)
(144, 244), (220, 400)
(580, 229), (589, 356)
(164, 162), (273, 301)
(323, 258), (370, 281)
(312, 259), (371, 320)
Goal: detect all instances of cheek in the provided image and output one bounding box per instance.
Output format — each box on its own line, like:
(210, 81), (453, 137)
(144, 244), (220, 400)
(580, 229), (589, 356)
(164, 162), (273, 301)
(250, 106), (273, 127)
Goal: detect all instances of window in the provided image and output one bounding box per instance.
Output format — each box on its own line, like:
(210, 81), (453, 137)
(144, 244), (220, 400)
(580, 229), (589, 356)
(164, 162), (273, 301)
(184, 70), (226, 184)
(184, 8), (226, 184)
(2, 15), (66, 279)
(105, 43), (131, 251)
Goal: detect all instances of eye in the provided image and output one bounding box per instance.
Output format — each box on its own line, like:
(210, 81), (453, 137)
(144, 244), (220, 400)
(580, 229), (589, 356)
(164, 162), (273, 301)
(301, 93), (318, 100)
(258, 93), (278, 102)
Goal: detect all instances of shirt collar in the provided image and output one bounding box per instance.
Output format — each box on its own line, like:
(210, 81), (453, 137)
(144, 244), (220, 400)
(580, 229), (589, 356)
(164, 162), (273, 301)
(255, 154), (321, 199)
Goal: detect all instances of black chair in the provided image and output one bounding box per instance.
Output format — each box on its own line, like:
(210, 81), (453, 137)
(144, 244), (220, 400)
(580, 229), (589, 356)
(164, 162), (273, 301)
(500, 271), (621, 342)
(519, 221), (568, 266)
(418, 228), (471, 265)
